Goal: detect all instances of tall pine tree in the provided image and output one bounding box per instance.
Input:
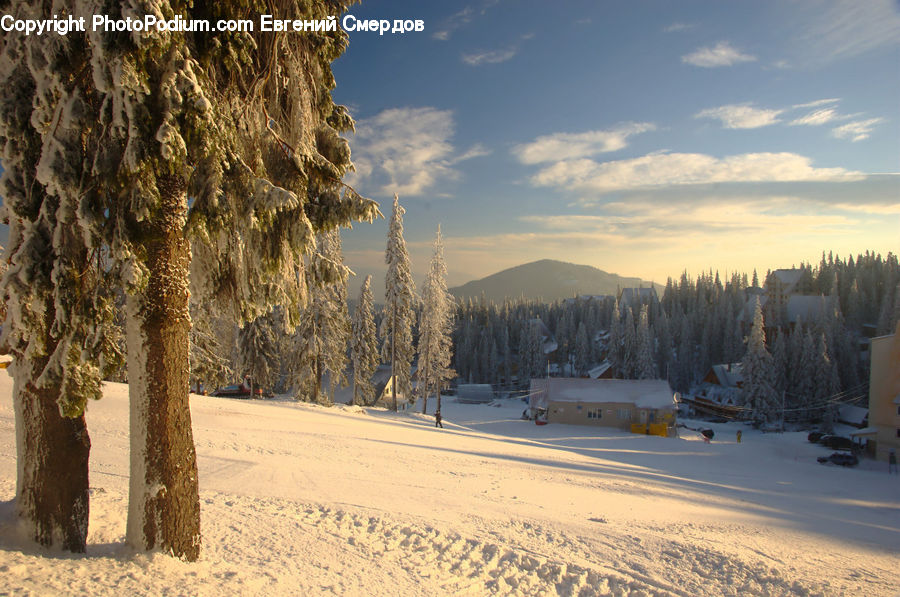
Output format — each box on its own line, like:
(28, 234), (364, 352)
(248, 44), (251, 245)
(351, 276), (379, 406)
(741, 299), (779, 425)
(417, 226), (455, 414)
(381, 195), (417, 410)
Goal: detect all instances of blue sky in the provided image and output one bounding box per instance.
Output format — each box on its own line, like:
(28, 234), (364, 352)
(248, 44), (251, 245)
(331, 0), (900, 295)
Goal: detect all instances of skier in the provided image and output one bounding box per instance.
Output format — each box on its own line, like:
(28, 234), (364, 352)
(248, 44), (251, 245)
(889, 448), (897, 474)
(435, 410), (443, 429)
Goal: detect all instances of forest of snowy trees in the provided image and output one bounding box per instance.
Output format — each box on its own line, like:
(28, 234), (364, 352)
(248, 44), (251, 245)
(451, 252), (899, 427)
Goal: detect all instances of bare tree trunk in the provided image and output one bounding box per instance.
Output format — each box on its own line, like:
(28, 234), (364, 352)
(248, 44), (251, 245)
(125, 175), (200, 561)
(13, 328), (90, 552)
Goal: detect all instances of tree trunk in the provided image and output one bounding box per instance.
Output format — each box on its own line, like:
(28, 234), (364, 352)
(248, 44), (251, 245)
(125, 175), (200, 561)
(13, 352), (91, 553)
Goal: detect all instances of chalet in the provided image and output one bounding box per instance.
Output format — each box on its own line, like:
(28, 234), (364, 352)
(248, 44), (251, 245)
(851, 322), (900, 461)
(528, 378), (676, 435)
(618, 287), (658, 306)
(587, 362), (613, 379)
(526, 317), (558, 354)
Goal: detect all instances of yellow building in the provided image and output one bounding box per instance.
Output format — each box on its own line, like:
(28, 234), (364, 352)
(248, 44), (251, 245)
(529, 378), (676, 434)
(852, 322), (900, 461)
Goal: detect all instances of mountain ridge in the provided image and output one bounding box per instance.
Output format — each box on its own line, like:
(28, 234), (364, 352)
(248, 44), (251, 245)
(449, 259), (663, 303)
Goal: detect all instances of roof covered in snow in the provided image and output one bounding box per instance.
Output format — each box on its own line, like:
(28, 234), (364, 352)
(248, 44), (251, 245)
(587, 362), (612, 379)
(771, 268), (804, 288)
(529, 378), (675, 409)
(786, 295), (832, 325)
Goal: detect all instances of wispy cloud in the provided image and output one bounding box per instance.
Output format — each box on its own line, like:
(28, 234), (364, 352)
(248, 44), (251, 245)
(528, 151), (862, 194)
(462, 32), (532, 66)
(682, 41), (756, 67)
(432, 0), (500, 41)
(800, 0), (900, 62)
(695, 104), (783, 129)
(512, 122), (655, 165)
(345, 107), (489, 197)
(790, 108), (840, 127)
(462, 46), (518, 65)
(793, 98), (841, 110)
(831, 118), (885, 142)
(663, 22), (695, 33)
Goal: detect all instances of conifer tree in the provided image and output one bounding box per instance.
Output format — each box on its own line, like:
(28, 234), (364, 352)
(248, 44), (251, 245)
(289, 230), (350, 405)
(351, 276), (379, 406)
(417, 226), (455, 414)
(574, 322), (590, 376)
(741, 299), (779, 425)
(635, 305), (657, 379)
(0, 17), (121, 552)
(237, 310), (283, 395)
(381, 195), (417, 410)
(622, 307), (637, 379)
(607, 298), (623, 378)
(1, 0), (379, 560)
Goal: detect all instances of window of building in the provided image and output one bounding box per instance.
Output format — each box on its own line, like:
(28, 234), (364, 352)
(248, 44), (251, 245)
(617, 409), (631, 421)
(587, 408), (602, 419)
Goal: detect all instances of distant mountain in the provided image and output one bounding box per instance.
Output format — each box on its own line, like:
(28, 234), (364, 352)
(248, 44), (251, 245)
(449, 259), (663, 303)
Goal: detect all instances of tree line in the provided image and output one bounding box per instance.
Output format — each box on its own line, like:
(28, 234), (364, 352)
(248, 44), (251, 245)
(451, 252), (899, 426)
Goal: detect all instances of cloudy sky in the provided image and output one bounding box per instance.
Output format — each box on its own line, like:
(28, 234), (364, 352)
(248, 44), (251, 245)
(333, 0), (900, 293)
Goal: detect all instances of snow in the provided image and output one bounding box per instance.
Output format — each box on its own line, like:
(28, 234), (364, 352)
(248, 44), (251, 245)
(1, 369), (899, 595)
(532, 378), (676, 410)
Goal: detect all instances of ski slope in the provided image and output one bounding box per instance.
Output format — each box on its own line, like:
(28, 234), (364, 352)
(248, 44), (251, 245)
(0, 370), (897, 596)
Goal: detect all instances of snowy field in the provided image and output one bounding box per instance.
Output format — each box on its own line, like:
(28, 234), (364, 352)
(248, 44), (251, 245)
(0, 370), (898, 596)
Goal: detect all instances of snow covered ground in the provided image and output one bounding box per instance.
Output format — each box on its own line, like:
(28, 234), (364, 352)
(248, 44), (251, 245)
(1, 370), (898, 596)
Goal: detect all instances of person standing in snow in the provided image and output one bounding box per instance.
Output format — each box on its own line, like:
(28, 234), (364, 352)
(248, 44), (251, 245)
(736, 430), (742, 444)
(890, 449), (897, 474)
(435, 410), (443, 428)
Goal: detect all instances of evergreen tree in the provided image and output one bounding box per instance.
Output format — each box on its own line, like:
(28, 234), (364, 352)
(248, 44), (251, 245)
(190, 303), (233, 394)
(635, 305), (657, 379)
(10, 0), (378, 560)
(622, 307), (637, 379)
(607, 298), (623, 378)
(741, 299), (779, 425)
(289, 230), (350, 405)
(795, 331), (818, 420)
(237, 311), (283, 394)
(351, 276), (379, 406)
(574, 322), (590, 376)
(381, 195), (417, 410)
(417, 226), (455, 414)
(0, 19), (121, 553)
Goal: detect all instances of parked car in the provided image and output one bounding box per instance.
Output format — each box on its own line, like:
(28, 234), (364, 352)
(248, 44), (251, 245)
(212, 377), (273, 399)
(819, 435), (855, 451)
(817, 452), (859, 467)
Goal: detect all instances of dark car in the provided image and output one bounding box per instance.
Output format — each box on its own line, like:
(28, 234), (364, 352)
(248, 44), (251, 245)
(819, 435), (855, 451)
(817, 452), (859, 467)
(807, 432), (824, 443)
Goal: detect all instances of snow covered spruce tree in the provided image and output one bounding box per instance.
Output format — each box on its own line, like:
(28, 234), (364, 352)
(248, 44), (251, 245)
(381, 195), (417, 411)
(350, 275), (379, 406)
(0, 12), (121, 552)
(635, 305), (658, 380)
(289, 229), (350, 405)
(417, 226), (455, 414)
(237, 311), (284, 395)
(2, 0), (377, 560)
(741, 299), (779, 426)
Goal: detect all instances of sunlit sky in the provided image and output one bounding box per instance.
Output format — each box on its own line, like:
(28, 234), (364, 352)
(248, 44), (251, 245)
(331, 0), (899, 295)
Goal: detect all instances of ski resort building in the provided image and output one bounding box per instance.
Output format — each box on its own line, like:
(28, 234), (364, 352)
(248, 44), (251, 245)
(851, 322), (900, 462)
(528, 378), (677, 435)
